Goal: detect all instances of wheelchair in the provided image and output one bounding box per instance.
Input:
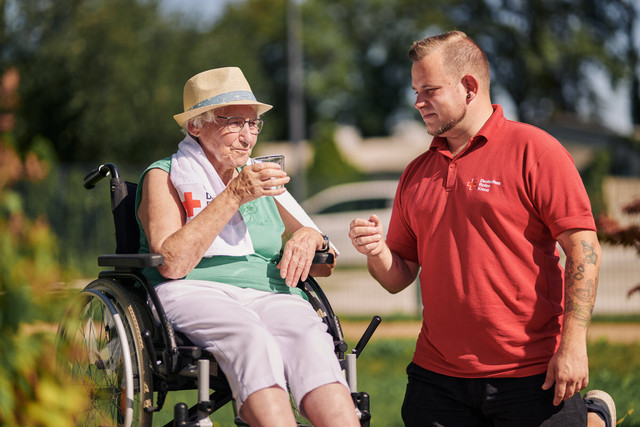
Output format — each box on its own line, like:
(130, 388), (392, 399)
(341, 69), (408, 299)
(56, 163), (381, 427)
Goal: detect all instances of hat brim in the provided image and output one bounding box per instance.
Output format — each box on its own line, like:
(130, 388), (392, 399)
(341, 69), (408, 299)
(173, 100), (273, 128)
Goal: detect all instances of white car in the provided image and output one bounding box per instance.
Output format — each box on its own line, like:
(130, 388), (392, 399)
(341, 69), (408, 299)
(302, 180), (398, 266)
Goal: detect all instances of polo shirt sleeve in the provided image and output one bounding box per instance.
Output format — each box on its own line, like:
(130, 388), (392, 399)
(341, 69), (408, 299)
(386, 169), (420, 263)
(527, 143), (596, 239)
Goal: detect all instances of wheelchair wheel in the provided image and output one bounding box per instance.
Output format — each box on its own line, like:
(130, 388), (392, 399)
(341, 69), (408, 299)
(57, 278), (153, 427)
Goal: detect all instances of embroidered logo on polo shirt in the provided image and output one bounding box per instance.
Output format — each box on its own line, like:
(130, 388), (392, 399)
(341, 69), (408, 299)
(467, 178), (501, 192)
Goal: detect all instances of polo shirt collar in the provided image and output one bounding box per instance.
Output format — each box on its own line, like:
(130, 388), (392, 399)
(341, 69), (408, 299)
(428, 104), (505, 153)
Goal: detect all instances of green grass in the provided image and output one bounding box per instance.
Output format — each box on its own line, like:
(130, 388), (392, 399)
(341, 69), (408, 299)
(147, 337), (639, 426)
(356, 339), (415, 427)
(591, 314), (640, 323)
(587, 339), (640, 425)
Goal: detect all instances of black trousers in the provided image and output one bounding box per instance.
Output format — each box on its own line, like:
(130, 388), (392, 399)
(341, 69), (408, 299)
(401, 362), (587, 427)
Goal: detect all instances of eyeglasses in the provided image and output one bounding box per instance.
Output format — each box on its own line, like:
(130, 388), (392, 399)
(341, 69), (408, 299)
(215, 115), (265, 135)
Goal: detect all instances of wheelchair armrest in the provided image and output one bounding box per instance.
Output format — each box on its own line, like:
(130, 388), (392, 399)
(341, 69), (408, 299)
(312, 252), (334, 264)
(277, 251), (334, 265)
(98, 253), (164, 269)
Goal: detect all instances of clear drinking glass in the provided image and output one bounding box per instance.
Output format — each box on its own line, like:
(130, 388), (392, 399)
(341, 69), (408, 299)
(252, 155), (285, 189)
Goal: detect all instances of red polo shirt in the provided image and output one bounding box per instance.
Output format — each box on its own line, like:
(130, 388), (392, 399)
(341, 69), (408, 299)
(387, 105), (596, 378)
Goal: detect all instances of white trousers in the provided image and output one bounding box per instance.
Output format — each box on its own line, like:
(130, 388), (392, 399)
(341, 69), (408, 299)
(153, 280), (348, 410)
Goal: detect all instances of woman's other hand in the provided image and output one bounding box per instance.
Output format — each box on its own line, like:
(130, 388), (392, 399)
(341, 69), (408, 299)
(278, 228), (328, 287)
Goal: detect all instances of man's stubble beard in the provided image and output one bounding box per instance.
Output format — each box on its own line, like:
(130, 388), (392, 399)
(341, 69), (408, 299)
(426, 105), (467, 137)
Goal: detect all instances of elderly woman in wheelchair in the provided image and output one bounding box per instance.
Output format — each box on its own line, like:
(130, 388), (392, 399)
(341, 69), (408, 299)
(134, 67), (360, 427)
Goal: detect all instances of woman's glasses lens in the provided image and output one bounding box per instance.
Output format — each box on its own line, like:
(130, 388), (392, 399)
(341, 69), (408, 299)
(218, 116), (264, 134)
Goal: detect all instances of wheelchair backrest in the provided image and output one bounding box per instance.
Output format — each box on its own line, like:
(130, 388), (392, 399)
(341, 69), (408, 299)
(84, 163), (140, 255)
(111, 178), (140, 254)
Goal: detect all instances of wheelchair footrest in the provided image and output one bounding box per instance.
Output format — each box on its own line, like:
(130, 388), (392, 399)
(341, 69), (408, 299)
(353, 391), (371, 425)
(174, 401), (215, 427)
(174, 402), (189, 426)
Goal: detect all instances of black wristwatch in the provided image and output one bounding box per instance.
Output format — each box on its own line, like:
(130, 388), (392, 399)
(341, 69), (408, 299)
(318, 234), (330, 252)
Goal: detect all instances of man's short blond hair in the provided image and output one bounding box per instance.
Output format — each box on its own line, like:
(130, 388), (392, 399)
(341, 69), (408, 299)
(409, 30), (490, 88)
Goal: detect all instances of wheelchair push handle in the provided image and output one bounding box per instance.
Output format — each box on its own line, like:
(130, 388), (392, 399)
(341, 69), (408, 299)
(84, 163), (120, 189)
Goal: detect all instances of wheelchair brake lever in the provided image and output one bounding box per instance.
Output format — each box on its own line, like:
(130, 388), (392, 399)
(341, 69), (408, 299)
(352, 315), (382, 358)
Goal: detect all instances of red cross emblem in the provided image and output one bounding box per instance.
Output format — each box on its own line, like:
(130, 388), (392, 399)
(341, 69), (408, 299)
(467, 178), (478, 190)
(182, 192), (202, 217)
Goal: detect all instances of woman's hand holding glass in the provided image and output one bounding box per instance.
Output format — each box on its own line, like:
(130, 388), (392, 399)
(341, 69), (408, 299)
(227, 162), (289, 205)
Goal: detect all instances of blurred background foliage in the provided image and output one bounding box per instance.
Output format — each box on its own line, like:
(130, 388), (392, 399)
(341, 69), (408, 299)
(0, 137), (88, 424)
(3, 0), (638, 164)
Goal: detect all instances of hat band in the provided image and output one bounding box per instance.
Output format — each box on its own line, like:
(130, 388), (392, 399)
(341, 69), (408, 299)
(187, 90), (257, 112)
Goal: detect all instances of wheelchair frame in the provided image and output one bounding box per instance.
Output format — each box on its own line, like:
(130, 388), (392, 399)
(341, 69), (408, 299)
(57, 163), (380, 427)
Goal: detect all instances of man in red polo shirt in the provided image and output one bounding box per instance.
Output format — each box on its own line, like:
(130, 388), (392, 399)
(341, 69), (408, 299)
(349, 30), (615, 426)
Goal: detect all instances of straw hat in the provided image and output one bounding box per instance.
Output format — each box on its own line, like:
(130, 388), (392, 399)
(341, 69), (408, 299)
(173, 67), (273, 127)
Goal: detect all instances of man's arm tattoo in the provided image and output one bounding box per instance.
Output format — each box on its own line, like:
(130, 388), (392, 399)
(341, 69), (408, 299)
(564, 240), (598, 327)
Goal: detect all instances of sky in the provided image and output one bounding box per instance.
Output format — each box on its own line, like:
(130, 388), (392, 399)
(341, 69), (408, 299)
(159, 0), (227, 28)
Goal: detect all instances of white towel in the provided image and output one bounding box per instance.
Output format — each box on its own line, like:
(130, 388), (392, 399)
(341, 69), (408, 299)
(171, 135), (254, 257)
(170, 135), (339, 257)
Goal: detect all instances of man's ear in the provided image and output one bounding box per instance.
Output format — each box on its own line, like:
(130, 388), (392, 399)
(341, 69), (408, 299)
(461, 74), (479, 99)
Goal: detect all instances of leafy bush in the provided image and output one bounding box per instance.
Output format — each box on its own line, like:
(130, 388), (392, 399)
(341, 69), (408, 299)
(0, 138), (88, 425)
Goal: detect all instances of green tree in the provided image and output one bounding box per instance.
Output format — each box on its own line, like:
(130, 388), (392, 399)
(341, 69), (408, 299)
(2, 0), (638, 164)
(6, 0), (187, 164)
(457, 0), (633, 125)
(300, 0), (635, 134)
(619, 0), (640, 126)
(302, 0), (452, 136)
(193, 0), (290, 142)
